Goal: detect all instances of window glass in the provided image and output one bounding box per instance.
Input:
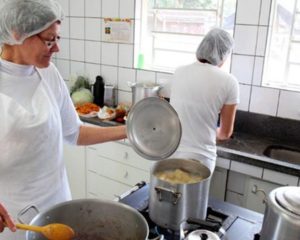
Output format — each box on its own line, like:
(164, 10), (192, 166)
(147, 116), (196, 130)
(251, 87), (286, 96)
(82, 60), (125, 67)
(262, 0), (300, 91)
(134, 0), (237, 73)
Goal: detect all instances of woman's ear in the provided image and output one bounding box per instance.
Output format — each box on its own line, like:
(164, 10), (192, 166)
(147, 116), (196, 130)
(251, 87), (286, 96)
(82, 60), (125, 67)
(12, 31), (21, 42)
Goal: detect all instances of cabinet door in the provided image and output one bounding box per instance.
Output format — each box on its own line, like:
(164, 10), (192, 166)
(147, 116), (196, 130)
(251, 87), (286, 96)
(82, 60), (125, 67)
(87, 171), (131, 200)
(63, 144), (86, 199)
(86, 148), (150, 185)
(86, 144), (150, 199)
(245, 177), (281, 213)
(87, 141), (153, 171)
(209, 167), (227, 201)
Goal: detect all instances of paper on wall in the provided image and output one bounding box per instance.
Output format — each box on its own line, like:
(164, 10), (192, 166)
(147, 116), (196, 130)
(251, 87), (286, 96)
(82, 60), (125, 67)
(103, 18), (133, 43)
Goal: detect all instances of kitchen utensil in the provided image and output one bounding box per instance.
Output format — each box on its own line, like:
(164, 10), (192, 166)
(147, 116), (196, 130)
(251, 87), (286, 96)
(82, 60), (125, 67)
(184, 229), (221, 240)
(126, 97), (182, 160)
(16, 223), (74, 240)
(149, 158), (211, 230)
(179, 218), (224, 240)
(260, 186), (300, 240)
(103, 84), (116, 107)
(25, 199), (149, 240)
(128, 82), (161, 105)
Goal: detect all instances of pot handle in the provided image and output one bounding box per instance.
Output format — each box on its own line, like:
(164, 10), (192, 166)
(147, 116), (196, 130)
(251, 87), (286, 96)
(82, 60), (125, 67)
(155, 186), (182, 205)
(17, 205), (39, 224)
(186, 218), (222, 232)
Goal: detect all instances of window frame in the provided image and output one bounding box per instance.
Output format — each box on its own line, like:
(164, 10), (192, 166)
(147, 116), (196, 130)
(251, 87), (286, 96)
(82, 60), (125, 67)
(134, 0), (236, 73)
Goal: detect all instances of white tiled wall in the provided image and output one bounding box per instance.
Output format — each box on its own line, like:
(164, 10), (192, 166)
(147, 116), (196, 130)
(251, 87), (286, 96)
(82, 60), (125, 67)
(55, 0), (300, 120)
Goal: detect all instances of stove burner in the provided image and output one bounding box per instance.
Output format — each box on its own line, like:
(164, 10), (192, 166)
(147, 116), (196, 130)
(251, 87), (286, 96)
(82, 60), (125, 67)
(138, 207), (229, 240)
(119, 182), (263, 240)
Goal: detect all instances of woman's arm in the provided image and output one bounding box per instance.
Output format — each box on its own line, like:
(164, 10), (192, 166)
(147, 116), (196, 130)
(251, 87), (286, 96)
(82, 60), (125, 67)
(76, 124), (127, 146)
(0, 203), (16, 233)
(217, 104), (237, 141)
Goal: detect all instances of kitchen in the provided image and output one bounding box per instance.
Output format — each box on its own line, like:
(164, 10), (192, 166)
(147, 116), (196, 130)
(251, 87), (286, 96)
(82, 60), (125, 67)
(0, 0), (299, 239)
(57, 0), (300, 239)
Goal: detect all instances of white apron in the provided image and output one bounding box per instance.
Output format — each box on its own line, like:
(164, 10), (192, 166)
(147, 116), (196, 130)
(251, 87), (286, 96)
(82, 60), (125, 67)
(0, 71), (71, 240)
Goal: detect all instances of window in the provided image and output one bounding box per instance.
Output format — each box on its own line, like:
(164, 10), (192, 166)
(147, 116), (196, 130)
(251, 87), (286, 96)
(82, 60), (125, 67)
(134, 0), (237, 73)
(263, 0), (300, 91)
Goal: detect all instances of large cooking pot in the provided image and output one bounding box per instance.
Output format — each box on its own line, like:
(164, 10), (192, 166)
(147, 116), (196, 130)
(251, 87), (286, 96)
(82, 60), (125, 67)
(128, 82), (161, 106)
(25, 199), (149, 240)
(149, 158), (211, 231)
(260, 186), (300, 240)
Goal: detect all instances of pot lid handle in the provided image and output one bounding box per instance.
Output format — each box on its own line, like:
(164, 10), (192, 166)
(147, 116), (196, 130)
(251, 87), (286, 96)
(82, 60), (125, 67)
(275, 186), (300, 216)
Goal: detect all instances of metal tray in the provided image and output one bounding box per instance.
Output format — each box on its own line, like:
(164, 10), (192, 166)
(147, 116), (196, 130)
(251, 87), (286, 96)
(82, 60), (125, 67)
(126, 97), (181, 160)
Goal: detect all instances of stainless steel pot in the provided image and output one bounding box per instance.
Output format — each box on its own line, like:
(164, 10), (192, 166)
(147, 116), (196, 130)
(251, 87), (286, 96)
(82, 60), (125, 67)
(128, 82), (161, 105)
(260, 186), (300, 240)
(149, 158), (211, 231)
(25, 199), (149, 240)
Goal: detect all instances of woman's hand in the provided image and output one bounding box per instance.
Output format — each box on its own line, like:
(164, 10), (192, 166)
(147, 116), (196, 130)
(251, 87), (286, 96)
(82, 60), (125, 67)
(0, 203), (16, 233)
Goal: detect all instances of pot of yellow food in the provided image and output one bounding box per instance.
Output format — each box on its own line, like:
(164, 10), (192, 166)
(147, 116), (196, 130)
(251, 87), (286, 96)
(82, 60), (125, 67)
(149, 158), (211, 231)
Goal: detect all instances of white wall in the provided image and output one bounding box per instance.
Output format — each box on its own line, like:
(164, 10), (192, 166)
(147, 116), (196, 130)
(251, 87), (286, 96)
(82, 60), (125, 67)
(54, 0), (300, 121)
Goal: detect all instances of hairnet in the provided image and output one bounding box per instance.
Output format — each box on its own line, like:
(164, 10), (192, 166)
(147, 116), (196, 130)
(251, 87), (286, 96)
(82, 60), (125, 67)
(0, 0), (64, 46)
(196, 28), (234, 66)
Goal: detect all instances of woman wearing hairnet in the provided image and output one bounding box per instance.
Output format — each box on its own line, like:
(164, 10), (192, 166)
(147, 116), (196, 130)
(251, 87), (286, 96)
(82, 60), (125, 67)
(170, 28), (239, 173)
(0, 0), (126, 239)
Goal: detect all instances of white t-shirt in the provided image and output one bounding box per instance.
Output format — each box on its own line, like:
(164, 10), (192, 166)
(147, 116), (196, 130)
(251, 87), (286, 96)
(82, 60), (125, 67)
(170, 61), (239, 162)
(0, 60), (82, 240)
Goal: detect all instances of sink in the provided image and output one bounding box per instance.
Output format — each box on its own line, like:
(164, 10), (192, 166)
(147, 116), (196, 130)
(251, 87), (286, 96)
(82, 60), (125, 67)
(263, 145), (300, 164)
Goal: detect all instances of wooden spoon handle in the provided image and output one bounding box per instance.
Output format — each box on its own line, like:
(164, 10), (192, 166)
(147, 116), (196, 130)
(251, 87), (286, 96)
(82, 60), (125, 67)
(16, 223), (43, 233)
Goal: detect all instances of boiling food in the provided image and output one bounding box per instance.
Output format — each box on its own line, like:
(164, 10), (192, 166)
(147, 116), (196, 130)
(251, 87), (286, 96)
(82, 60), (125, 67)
(155, 169), (203, 184)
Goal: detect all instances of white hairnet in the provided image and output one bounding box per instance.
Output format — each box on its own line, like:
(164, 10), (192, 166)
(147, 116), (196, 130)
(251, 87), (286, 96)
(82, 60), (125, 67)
(196, 28), (234, 66)
(0, 0), (64, 46)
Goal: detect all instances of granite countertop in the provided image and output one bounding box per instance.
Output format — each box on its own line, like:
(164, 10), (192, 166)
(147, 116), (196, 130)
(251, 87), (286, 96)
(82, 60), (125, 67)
(217, 111), (300, 176)
(80, 116), (123, 127)
(217, 132), (300, 176)
(80, 110), (300, 176)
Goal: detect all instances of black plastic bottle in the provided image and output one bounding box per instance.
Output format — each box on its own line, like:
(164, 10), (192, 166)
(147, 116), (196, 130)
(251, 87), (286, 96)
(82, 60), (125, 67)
(93, 75), (105, 107)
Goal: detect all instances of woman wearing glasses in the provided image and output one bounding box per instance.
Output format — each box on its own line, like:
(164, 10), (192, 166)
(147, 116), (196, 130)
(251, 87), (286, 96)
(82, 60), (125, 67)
(0, 1), (126, 239)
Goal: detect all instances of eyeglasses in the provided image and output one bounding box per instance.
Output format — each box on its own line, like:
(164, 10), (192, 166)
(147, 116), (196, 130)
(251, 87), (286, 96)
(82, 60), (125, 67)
(36, 34), (61, 49)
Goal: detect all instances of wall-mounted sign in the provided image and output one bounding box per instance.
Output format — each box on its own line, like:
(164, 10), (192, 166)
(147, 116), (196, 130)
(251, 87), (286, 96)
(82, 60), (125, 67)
(103, 18), (133, 43)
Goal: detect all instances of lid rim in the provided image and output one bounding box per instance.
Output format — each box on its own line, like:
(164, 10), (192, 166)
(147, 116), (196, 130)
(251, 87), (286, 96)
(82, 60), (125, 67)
(275, 187), (300, 216)
(126, 97), (182, 161)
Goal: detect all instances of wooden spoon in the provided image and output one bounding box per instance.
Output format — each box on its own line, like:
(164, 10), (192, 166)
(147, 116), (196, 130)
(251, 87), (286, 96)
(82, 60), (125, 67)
(16, 223), (75, 240)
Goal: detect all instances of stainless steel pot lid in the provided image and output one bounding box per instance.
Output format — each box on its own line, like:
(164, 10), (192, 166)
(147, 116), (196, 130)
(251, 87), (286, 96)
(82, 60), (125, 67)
(126, 97), (181, 160)
(275, 186), (300, 216)
(185, 230), (220, 240)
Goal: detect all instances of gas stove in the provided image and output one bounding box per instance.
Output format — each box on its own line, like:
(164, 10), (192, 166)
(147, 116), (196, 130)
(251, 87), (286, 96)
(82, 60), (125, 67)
(118, 182), (263, 240)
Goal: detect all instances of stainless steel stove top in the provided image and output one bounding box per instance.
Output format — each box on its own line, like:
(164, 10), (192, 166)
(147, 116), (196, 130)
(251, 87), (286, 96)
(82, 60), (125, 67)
(118, 182), (263, 240)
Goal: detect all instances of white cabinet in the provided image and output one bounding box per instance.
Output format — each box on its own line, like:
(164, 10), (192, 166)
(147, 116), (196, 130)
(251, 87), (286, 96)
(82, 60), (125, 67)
(210, 167), (228, 201)
(224, 170), (283, 214)
(244, 177), (281, 213)
(225, 171), (248, 207)
(63, 144), (86, 199)
(86, 141), (152, 200)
